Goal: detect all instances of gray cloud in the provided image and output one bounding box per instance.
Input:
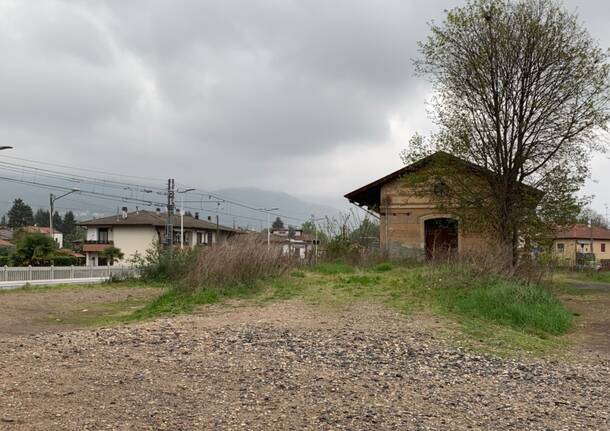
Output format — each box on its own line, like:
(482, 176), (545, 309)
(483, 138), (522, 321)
(0, 0), (608, 213)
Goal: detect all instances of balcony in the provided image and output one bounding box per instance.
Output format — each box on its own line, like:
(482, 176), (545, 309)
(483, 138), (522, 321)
(82, 240), (113, 253)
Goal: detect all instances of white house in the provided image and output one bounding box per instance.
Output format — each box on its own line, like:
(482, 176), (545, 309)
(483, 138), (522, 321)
(79, 209), (238, 266)
(269, 227), (316, 259)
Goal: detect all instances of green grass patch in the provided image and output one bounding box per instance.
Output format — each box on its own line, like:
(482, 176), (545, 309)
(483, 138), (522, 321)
(290, 270), (306, 278)
(130, 288), (221, 320)
(435, 281), (573, 335)
(374, 262), (394, 272)
(312, 262), (355, 275)
(554, 270), (610, 284)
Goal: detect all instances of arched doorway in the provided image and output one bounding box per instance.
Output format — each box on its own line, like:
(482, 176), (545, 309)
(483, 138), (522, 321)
(424, 218), (458, 259)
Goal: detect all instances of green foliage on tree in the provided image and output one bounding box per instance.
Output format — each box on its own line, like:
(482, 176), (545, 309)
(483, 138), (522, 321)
(350, 218), (380, 247)
(52, 211), (63, 232)
(402, 0), (610, 260)
(7, 198), (34, 228)
(62, 211), (77, 235)
(11, 232), (57, 266)
(33, 208), (50, 227)
(577, 208), (609, 230)
(100, 246), (124, 265)
(63, 226), (85, 251)
(301, 220), (329, 244)
(1, 215), (7, 226)
(271, 216), (284, 229)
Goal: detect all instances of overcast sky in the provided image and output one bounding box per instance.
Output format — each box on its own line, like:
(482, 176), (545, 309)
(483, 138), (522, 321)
(0, 0), (609, 214)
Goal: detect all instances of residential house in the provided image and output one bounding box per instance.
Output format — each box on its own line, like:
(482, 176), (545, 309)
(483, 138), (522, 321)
(0, 228), (13, 242)
(24, 226), (64, 248)
(79, 208), (238, 266)
(553, 224), (610, 267)
(344, 151), (539, 258)
(269, 227), (316, 259)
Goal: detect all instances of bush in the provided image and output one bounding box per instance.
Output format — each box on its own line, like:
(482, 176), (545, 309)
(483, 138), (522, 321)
(186, 236), (295, 292)
(132, 245), (195, 282)
(51, 255), (77, 266)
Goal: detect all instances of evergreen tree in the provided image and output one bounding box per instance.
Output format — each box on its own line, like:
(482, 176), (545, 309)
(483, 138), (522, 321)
(7, 199), (34, 228)
(62, 211), (77, 235)
(271, 216), (284, 229)
(33, 208), (50, 227)
(0, 215), (6, 226)
(52, 211), (63, 232)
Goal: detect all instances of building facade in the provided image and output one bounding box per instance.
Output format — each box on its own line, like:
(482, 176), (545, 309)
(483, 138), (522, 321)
(553, 224), (610, 266)
(345, 152), (493, 258)
(79, 209), (237, 266)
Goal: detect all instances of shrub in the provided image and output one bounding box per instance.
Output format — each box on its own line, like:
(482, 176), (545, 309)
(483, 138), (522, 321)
(51, 255), (77, 266)
(132, 245), (195, 282)
(186, 236), (295, 292)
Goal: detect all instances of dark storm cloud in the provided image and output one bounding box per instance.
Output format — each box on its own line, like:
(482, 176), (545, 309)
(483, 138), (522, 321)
(0, 0), (608, 209)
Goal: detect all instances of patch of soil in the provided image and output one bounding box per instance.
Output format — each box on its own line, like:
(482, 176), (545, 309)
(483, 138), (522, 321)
(561, 287), (610, 357)
(0, 286), (161, 336)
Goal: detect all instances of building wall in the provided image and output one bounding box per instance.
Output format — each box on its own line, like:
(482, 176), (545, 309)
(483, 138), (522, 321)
(112, 226), (159, 261)
(553, 239), (610, 263)
(379, 178), (489, 257)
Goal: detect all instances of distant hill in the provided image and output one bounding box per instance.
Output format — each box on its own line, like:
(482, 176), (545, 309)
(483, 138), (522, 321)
(208, 187), (342, 229)
(0, 185), (343, 230)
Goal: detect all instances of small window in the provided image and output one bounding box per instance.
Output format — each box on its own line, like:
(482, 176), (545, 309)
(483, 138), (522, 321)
(602, 243), (606, 253)
(557, 243), (564, 253)
(433, 181), (448, 197)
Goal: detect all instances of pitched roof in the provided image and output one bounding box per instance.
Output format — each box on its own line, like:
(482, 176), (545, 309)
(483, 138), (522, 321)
(24, 226), (54, 235)
(555, 224), (610, 240)
(344, 151), (542, 209)
(78, 210), (237, 232)
(0, 238), (13, 247)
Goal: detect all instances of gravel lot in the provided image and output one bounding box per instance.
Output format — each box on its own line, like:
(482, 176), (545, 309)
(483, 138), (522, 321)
(0, 301), (608, 430)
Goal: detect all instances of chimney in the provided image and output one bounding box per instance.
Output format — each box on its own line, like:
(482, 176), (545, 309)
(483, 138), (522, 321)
(156, 207), (161, 215)
(121, 207), (128, 219)
(195, 212), (199, 220)
(207, 216), (212, 221)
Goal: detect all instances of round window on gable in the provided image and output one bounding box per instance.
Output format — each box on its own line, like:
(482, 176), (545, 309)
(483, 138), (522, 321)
(433, 181), (448, 197)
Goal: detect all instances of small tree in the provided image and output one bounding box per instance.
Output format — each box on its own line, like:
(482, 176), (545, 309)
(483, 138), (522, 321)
(7, 199), (34, 228)
(271, 217), (284, 229)
(100, 246), (124, 265)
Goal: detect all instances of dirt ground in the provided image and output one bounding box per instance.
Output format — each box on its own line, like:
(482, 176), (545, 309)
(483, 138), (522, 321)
(0, 286), (161, 336)
(0, 285), (609, 430)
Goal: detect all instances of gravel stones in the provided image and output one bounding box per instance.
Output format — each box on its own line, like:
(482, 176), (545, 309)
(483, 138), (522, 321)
(0, 302), (608, 430)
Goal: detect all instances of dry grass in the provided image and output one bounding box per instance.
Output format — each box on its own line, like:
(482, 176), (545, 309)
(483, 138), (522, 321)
(185, 236), (296, 292)
(427, 246), (553, 284)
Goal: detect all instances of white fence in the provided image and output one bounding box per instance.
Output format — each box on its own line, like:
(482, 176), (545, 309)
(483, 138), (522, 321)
(0, 265), (137, 283)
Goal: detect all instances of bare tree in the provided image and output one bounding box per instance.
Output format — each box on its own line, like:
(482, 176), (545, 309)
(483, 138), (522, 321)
(403, 0), (610, 261)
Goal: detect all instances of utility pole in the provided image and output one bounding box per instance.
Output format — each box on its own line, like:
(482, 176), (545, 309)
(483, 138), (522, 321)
(165, 179), (175, 248)
(216, 215), (220, 244)
(311, 215), (325, 265)
(178, 188), (195, 250)
(49, 189), (79, 239)
(259, 207), (279, 250)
